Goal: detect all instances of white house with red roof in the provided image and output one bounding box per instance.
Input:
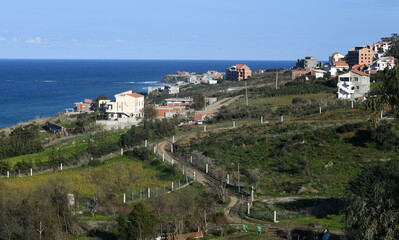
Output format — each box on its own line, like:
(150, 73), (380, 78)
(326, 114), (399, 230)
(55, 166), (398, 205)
(99, 90), (144, 121)
(329, 61), (349, 76)
(337, 70), (370, 100)
(329, 52), (345, 64)
(369, 56), (397, 72)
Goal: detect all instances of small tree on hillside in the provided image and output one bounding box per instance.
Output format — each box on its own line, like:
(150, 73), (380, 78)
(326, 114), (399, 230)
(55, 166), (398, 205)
(117, 202), (158, 240)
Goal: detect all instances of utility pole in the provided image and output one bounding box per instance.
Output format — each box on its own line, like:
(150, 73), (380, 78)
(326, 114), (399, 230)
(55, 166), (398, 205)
(245, 81), (249, 106)
(238, 163), (240, 193)
(275, 70), (279, 89)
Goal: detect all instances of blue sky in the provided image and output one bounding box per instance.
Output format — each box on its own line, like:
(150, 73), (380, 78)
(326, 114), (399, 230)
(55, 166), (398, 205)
(0, 0), (398, 60)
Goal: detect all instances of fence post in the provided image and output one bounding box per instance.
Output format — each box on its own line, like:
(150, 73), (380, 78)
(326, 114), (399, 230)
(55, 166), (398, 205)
(274, 211), (279, 223)
(190, 156), (193, 163)
(162, 153), (165, 161)
(261, 116), (264, 124)
(60, 163), (63, 171)
(172, 135), (175, 144)
(172, 159), (174, 165)
(171, 182), (174, 191)
(227, 174), (230, 184)
(233, 121), (236, 128)
(123, 193), (126, 203)
(280, 115), (284, 122)
(170, 144), (173, 153)
(148, 188), (151, 198)
(204, 125), (206, 132)
(319, 107), (322, 114)
(206, 164), (209, 174)
(145, 140), (148, 147)
(193, 172), (196, 182)
(121, 148), (124, 155)
(7, 171), (9, 178)
(30, 168), (33, 176)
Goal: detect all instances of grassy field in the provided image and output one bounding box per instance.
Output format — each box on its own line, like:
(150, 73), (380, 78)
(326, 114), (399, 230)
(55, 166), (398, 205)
(179, 119), (396, 197)
(2, 130), (125, 168)
(0, 155), (174, 198)
(228, 93), (334, 109)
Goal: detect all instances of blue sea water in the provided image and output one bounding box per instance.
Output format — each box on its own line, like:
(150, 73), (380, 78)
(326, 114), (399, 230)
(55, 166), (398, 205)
(0, 59), (295, 128)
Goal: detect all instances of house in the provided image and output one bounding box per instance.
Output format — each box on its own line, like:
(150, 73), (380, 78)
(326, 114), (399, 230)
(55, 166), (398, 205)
(369, 56), (397, 72)
(154, 106), (187, 118)
(225, 64), (252, 81)
(99, 90), (144, 120)
(74, 99), (93, 112)
(329, 52), (345, 64)
(292, 69), (310, 79)
(295, 56), (318, 69)
(330, 61), (349, 77)
(346, 45), (377, 67)
(165, 85), (180, 94)
(373, 41), (392, 58)
(165, 98), (194, 107)
(194, 110), (216, 122)
(311, 69), (327, 79)
(337, 70), (370, 100)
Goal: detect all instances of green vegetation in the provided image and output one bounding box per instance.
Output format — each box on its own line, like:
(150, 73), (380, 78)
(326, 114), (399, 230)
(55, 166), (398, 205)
(0, 155), (169, 198)
(120, 118), (178, 147)
(0, 124), (43, 160)
(344, 159), (399, 240)
(117, 202), (158, 240)
(177, 121), (398, 197)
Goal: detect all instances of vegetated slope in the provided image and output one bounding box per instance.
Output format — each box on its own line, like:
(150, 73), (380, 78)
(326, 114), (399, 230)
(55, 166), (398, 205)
(0, 155), (178, 198)
(179, 118), (398, 197)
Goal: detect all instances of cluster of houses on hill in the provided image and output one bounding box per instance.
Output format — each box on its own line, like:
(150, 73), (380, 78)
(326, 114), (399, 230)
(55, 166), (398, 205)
(292, 41), (397, 100)
(149, 64), (253, 94)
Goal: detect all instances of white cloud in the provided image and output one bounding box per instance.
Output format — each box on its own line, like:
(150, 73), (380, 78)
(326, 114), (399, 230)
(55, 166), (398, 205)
(25, 37), (42, 44)
(113, 38), (128, 43)
(0, 37), (6, 41)
(12, 37), (19, 42)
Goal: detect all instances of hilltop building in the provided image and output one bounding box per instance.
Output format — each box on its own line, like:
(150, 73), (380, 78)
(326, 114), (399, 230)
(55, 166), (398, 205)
(369, 56), (397, 72)
(74, 99), (93, 112)
(329, 53), (345, 64)
(337, 70), (370, 100)
(99, 90), (144, 121)
(373, 42), (392, 58)
(295, 56), (318, 69)
(225, 64), (252, 81)
(330, 61), (350, 77)
(346, 45), (377, 67)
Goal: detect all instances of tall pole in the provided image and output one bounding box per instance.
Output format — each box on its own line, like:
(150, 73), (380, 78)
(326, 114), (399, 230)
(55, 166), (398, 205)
(238, 163), (240, 193)
(245, 81), (249, 106)
(275, 70), (278, 89)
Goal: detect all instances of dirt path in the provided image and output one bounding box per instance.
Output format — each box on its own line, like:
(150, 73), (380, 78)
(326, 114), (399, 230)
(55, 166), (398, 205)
(205, 95), (241, 111)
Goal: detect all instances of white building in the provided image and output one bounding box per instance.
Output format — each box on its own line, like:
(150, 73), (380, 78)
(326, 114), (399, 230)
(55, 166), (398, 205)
(99, 90), (144, 120)
(369, 56), (397, 72)
(373, 42), (392, 58)
(329, 61), (349, 77)
(329, 52), (345, 64)
(337, 70), (370, 100)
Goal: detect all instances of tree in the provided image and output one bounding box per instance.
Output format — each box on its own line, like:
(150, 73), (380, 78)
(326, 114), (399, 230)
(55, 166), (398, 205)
(143, 104), (157, 120)
(344, 160), (399, 240)
(94, 94), (108, 110)
(382, 33), (399, 59)
(117, 202), (157, 240)
(192, 94), (205, 110)
(367, 66), (399, 118)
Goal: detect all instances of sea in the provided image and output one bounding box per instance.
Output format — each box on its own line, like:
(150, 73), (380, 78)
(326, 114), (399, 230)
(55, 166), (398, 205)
(0, 59), (295, 128)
